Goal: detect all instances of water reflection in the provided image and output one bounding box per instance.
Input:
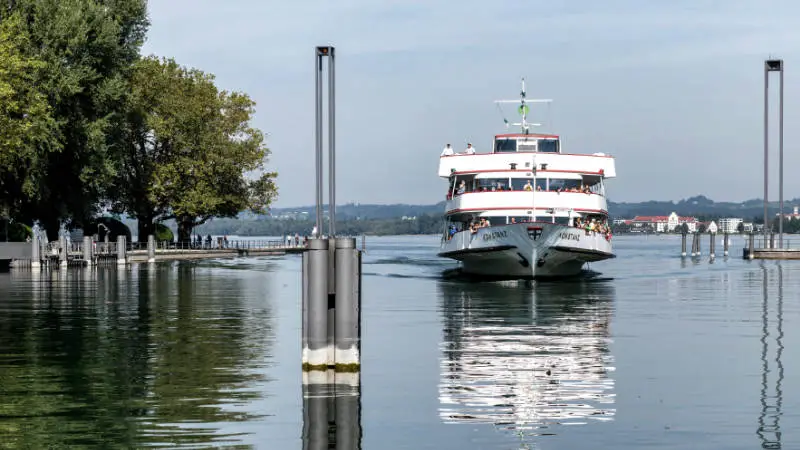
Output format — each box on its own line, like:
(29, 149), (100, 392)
(301, 374), (362, 450)
(0, 264), (273, 448)
(757, 264), (784, 449)
(437, 279), (616, 438)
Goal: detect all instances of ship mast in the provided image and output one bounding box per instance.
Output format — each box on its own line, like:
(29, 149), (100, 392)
(494, 77), (552, 135)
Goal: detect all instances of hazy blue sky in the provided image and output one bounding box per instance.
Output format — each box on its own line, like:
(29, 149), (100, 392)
(142, 0), (800, 208)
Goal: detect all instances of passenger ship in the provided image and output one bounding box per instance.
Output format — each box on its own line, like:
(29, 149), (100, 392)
(438, 79), (617, 279)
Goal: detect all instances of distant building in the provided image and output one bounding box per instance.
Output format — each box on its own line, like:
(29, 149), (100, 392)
(718, 218), (743, 233)
(776, 205), (800, 220)
(630, 212), (697, 233)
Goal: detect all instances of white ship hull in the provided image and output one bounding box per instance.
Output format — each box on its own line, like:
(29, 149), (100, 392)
(438, 222), (614, 279)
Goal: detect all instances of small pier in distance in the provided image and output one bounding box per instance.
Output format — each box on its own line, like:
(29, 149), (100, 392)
(0, 236), (309, 270)
(742, 233), (800, 260)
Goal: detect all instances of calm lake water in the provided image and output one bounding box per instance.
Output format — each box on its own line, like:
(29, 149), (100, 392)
(0, 234), (798, 449)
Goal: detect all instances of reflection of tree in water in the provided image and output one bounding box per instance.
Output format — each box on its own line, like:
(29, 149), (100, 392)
(0, 264), (274, 448)
(437, 279), (616, 438)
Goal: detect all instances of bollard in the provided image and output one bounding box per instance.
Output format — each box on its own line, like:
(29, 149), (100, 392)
(769, 232), (775, 249)
(723, 232), (730, 256)
(709, 233), (716, 259)
(690, 233), (697, 257)
(116, 235), (127, 265)
(147, 235), (156, 263)
(83, 236), (92, 265)
(681, 232), (687, 257)
(59, 235), (68, 267)
(31, 234), (41, 269)
(748, 232), (755, 260)
(304, 238), (329, 371)
(334, 238), (361, 371)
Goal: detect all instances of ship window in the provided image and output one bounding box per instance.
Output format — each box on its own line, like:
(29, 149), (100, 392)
(509, 216), (533, 224)
(538, 139), (559, 153)
(554, 216), (570, 225)
(547, 178), (582, 191)
(476, 178), (510, 192)
(510, 178), (546, 191)
(494, 138), (517, 153)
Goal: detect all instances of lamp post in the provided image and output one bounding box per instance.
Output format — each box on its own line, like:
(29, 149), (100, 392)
(764, 59), (784, 247)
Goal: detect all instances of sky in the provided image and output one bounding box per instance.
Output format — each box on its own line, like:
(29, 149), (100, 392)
(142, 0), (800, 208)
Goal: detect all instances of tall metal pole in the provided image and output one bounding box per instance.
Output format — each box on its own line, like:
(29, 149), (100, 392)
(328, 48), (336, 237)
(315, 52), (323, 237)
(763, 64), (769, 244)
(778, 63), (784, 247)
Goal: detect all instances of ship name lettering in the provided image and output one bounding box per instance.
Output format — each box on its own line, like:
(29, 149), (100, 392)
(559, 231), (580, 242)
(483, 230), (508, 241)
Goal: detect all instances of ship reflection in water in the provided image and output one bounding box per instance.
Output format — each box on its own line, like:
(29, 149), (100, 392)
(437, 279), (616, 436)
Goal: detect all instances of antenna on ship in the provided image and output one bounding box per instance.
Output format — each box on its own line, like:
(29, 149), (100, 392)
(494, 77), (552, 135)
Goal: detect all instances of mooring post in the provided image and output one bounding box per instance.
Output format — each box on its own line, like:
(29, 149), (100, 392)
(723, 232), (730, 256)
(327, 237), (337, 368)
(769, 232), (775, 249)
(681, 232), (687, 257)
(709, 232), (716, 259)
(696, 232), (702, 256)
(147, 235), (156, 263)
(334, 238), (360, 371)
(116, 235), (127, 265)
(690, 232), (697, 257)
(82, 236), (92, 266)
(31, 234), (41, 269)
(59, 235), (68, 267)
(748, 232), (755, 260)
(302, 250), (310, 368)
(304, 238), (329, 371)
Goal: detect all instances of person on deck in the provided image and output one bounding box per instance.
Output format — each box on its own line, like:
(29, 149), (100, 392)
(464, 143), (475, 154)
(441, 144), (454, 156)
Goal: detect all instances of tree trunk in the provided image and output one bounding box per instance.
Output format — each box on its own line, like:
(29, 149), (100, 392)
(177, 218), (193, 244)
(137, 215), (154, 243)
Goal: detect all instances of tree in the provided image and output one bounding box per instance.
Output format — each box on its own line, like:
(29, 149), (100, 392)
(736, 222), (745, 233)
(678, 223), (689, 234)
(1, 0), (149, 239)
(0, 14), (57, 226)
(113, 56), (277, 242)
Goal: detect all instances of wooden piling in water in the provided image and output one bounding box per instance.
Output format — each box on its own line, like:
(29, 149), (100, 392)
(709, 232), (716, 259)
(723, 232), (730, 256)
(681, 232), (687, 257)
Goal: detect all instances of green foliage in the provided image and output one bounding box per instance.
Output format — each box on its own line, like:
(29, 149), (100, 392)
(0, 13), (57, 209)
(0, 0), (149, 238)
(0, 221), (33, 241)
(114, 56), (277, 242)
(154, 223), (174, 242)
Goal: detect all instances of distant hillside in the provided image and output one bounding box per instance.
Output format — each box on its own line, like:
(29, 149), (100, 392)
(269, 202), (447, 220)
(118, 195), (798, 238)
